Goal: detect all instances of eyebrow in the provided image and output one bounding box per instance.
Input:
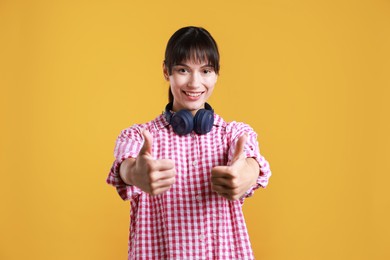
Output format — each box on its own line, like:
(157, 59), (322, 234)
(174, 63), (214, 69)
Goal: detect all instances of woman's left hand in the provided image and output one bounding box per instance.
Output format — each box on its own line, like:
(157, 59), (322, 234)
(210, 134), (259, 200)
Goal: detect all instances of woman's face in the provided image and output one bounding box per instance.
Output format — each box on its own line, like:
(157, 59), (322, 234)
(164, 59), (218, 115)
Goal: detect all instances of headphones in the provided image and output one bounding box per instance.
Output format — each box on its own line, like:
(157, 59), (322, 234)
(165, 102), (215, 136)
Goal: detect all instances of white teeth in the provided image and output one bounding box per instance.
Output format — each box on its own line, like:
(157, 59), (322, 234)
(185, 92), (202, 97)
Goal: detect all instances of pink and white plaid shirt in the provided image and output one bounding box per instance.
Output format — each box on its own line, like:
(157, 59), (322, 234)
(107, 113), (271, 260)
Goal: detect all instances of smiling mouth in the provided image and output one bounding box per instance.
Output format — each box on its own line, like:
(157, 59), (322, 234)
(183, 91), (204, 97)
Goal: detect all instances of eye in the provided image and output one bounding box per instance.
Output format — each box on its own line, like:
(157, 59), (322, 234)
(202, 68), (214, 75)
(175, 67), (189, 74)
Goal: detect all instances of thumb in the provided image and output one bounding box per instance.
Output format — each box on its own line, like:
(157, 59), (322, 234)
(231, 133), (248, 163)
(139, 129), (153, 156)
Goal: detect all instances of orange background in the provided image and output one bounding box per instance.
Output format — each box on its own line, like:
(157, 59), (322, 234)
(1, 0), (389, 259)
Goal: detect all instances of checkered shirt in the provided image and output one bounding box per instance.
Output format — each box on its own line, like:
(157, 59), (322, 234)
(106, 113), (271, 259)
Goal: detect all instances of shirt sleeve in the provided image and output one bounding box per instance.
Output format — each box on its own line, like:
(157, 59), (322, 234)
(106, 125), (144, 201)
(227, 122), (272, 201)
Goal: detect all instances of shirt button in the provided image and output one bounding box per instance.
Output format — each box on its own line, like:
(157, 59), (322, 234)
(195, 195), (201, 201)
(192, 160), (198, 166)
(199, 234), (205, 241)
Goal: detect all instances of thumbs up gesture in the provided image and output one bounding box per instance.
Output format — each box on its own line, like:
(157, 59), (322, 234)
(211, 134), (259, 200)
(119, 130), (176, 196)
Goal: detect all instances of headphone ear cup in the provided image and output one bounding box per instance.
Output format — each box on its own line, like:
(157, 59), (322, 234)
(171, 110), (194, 136)
(193, 109), (214, 135)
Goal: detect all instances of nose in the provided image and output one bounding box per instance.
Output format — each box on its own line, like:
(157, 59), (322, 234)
(188, 72), (201, 88)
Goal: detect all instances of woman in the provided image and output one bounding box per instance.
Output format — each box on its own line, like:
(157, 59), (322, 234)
(107, 26), (271, 259)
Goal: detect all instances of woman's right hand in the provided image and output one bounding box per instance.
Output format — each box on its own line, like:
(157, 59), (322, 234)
(119, 130), (176, 195)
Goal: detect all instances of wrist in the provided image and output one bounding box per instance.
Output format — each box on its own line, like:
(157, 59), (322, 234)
(119, 158), (136, 185)
(246, 158), (260, 186)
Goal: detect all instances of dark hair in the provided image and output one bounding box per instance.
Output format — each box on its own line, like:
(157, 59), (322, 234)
(164, 26), (220, 103)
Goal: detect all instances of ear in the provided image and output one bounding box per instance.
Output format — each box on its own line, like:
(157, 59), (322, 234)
(162, 62), (169, 81)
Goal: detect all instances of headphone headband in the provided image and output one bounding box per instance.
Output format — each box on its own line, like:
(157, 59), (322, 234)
(165, 102), (213, 118)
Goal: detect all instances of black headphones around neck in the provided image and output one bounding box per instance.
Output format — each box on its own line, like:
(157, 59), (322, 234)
(164, 102), (214, 136)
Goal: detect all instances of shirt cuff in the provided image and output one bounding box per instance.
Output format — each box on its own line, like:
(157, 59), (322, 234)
(106, 160), (142, 201)
(239, 155), (272, 202)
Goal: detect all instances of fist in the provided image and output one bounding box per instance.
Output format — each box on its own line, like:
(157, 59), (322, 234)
(211, 134), (258, 200)
(122, 130), (176, 195)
